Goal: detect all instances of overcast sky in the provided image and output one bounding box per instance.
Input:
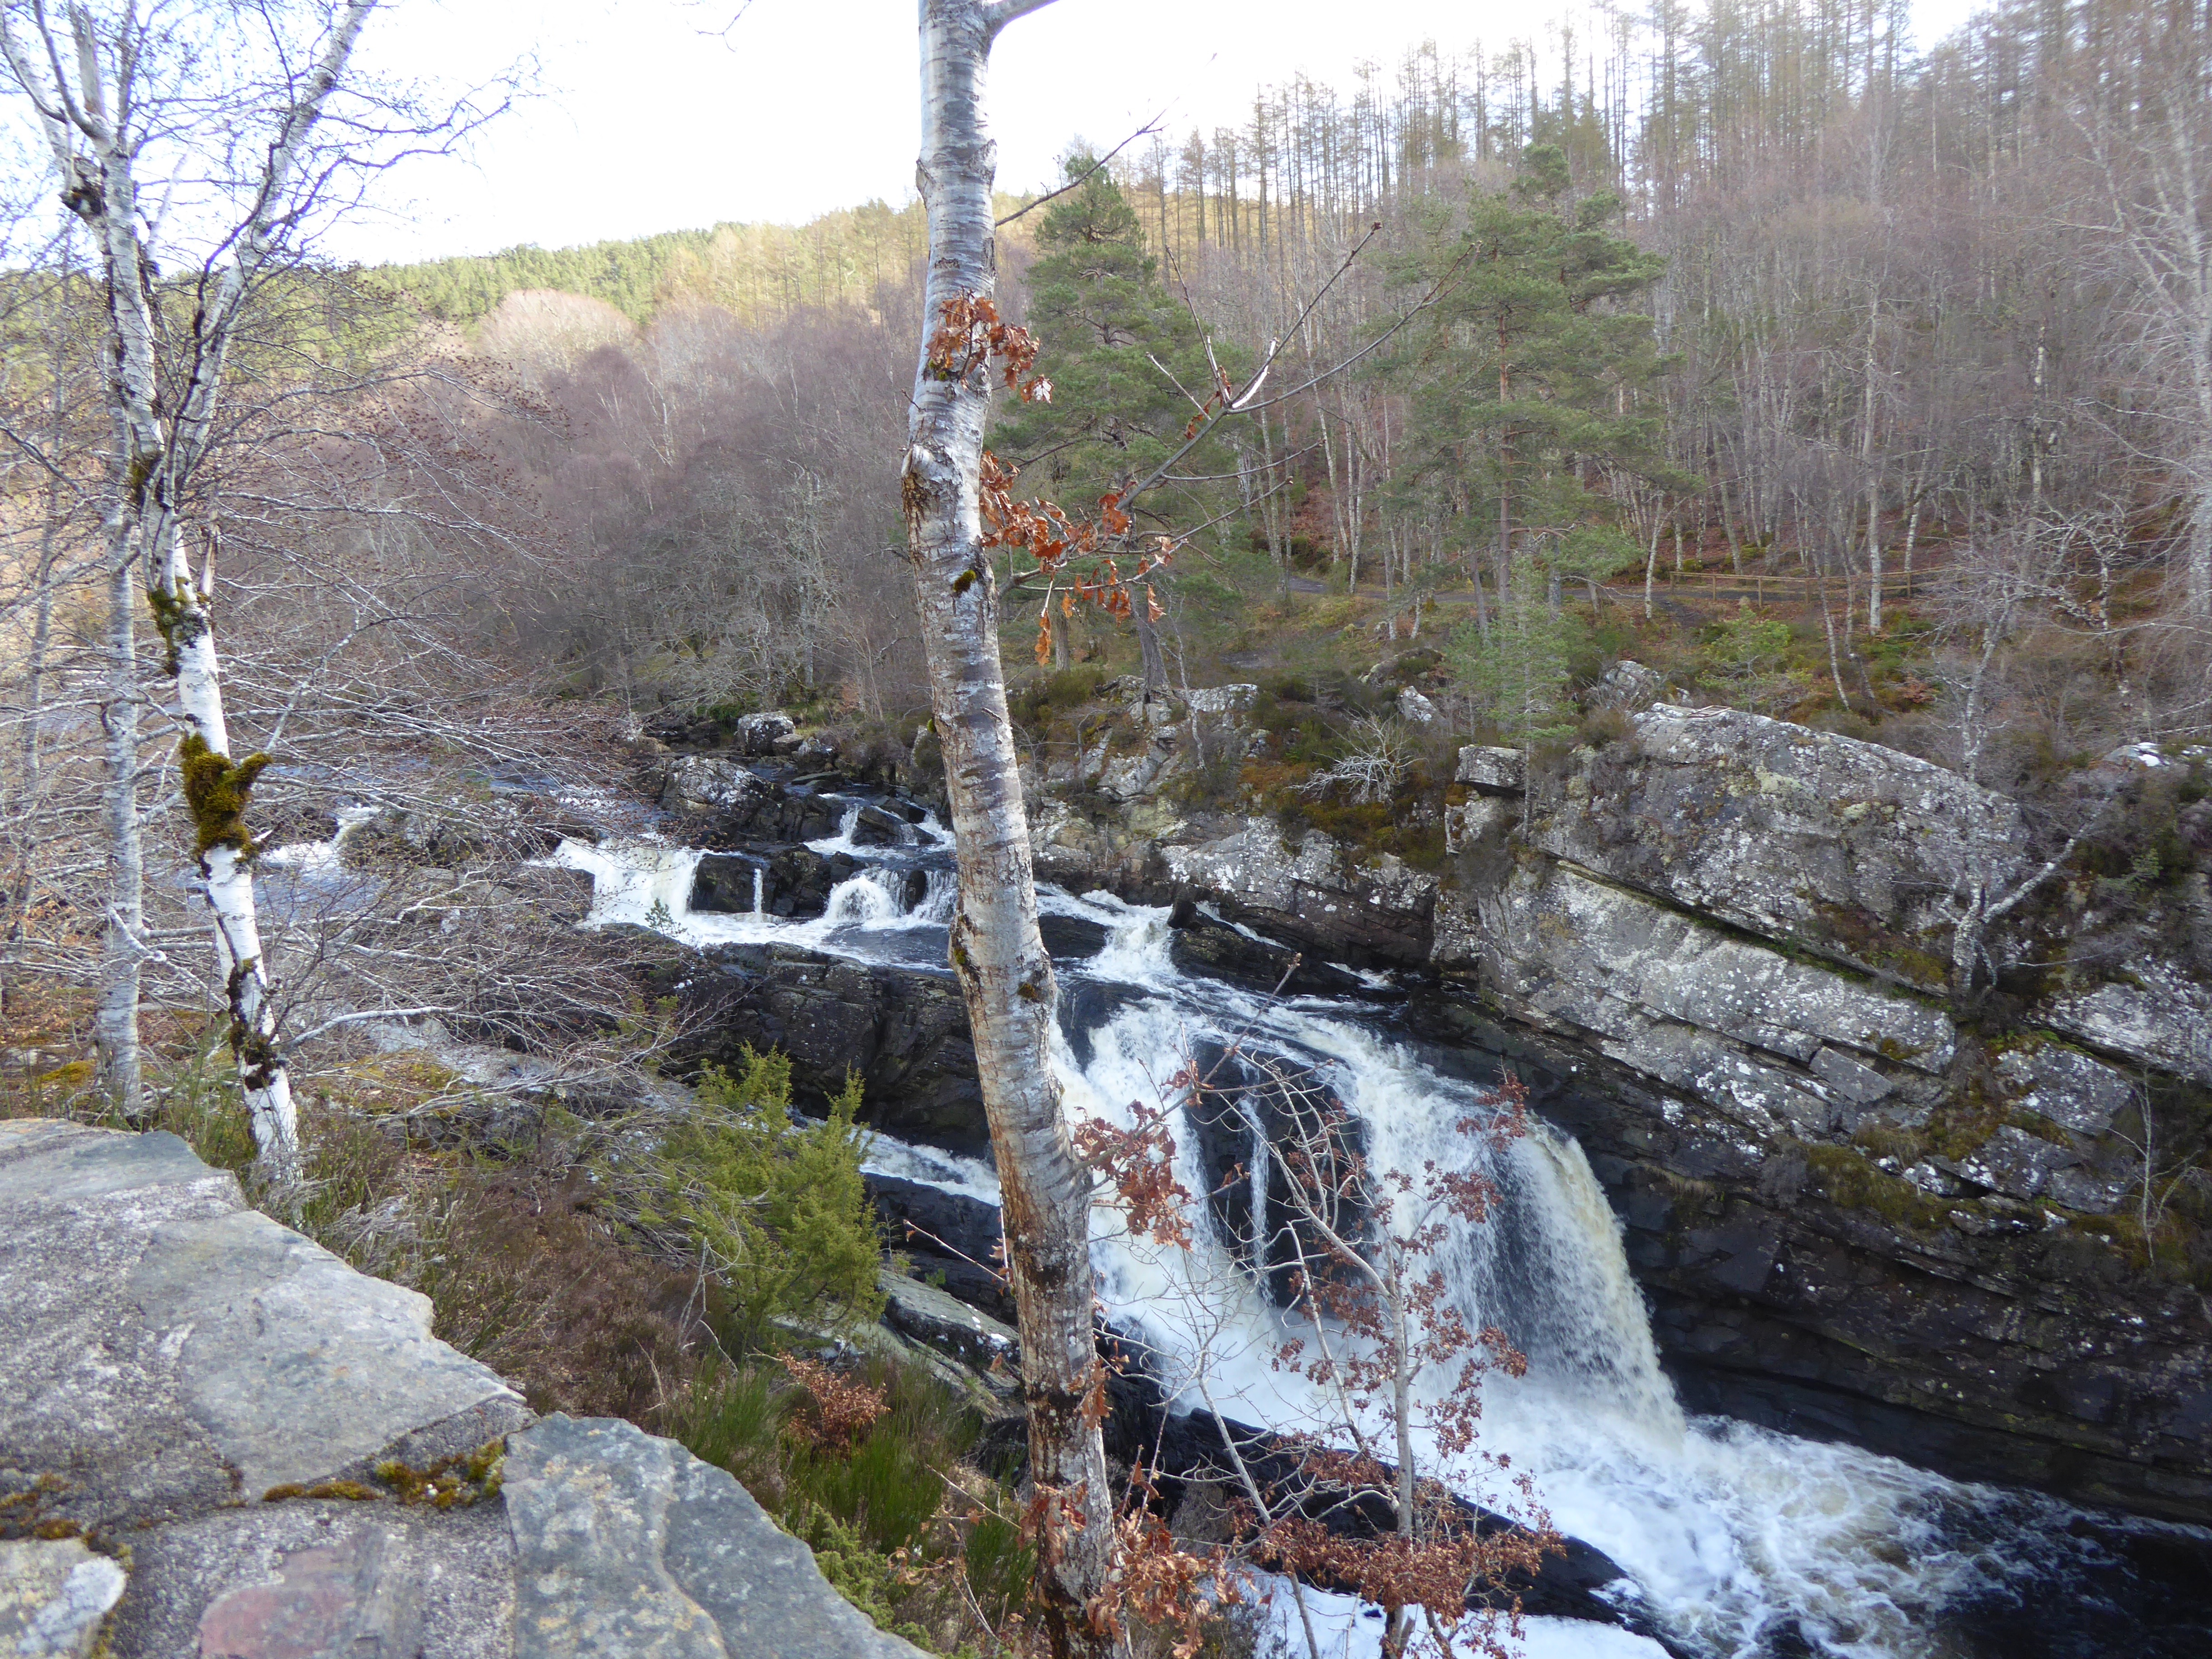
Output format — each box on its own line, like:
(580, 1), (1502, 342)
(333, 0), (1987, 266)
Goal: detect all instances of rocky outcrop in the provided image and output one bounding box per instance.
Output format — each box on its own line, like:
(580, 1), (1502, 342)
(1026, 696), (2212, 1523)
(1530, 704), (2027, 990)
(503, 1415), (917, 1659)
(668, 943), (986, 1152)
(0, 1119), (924, 1659)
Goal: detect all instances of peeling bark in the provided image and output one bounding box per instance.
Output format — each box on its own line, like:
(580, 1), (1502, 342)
(902, 3), (1115, 1652)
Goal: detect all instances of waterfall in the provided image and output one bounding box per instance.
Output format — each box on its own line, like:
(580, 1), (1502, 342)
(1057, 965), (2087, 1659)
(548, 813), (2160, 1659)
(1242, 1094), (1268, 1276)
(751, 865), (764, 917)
(916, 867), (956, 923)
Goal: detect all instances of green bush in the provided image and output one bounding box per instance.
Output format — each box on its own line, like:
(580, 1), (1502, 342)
(647, 1047), (885, 1344)
(1702, 600), (1792, 684)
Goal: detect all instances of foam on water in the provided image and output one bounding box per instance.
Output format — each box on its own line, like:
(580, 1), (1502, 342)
(1251, 1577), (1672, 1659)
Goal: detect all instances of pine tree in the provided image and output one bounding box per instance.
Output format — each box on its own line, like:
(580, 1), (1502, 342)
(1397, 145), (1683, 738)
(993, 153), (1243, 684)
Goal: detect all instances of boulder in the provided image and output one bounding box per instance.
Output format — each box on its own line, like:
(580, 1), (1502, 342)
(1532, 704), (2029, 991)
(691, 851), (767, 915)
(0, 1119), (531, 1531)
(656, 754), (768, 815)
(848, 804), (913, 847)
(656, 762), (847, 848)
(1456, 745), (1527, 794)
(1583, 658), (1668, 713)
(730, 710), (802, 757)
(2, 1120), (923, 1658)
(1161, 822), (1437, 967)
(1186, 683), (1258, 713)
(1164, 894), (1372, 998)
(503, 1415), (922, 1659)
(877, 1269), (1018, 1370)
(1036, 911), (1111, 960)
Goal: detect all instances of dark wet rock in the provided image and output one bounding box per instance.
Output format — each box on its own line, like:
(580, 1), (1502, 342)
(689, 847), (864, 919)
(691, 850), (766, 914)
(1164, 893), (1373, 996)
(1101, 1386), (1651, 1636)
(850, 804), (912, 847)
(673, 943), (986, 1153)
(1037, 912), (1110, 960)
(1059, 978), (1148, 1069)
(863, 1175), (1010, 1323)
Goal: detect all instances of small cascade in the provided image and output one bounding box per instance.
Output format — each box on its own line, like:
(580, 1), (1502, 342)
(915, 867), (956, 923)
(751, 865), (764, 918)
(551, 839), (704, 932)
(823, 866), (911, 927)
(807, 803), (866, 856)
(259, 802), (385, 878)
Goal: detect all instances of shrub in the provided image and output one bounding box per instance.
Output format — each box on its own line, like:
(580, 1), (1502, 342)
(641, 1045), (884, 1345)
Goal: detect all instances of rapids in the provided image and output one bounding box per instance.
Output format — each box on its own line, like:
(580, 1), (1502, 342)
(538, 786), (2204, 1659)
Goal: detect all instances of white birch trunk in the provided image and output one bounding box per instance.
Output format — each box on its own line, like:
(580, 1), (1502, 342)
(94, 538), (144, 1115)
(903, 2), (1115, 1650)
(5, 0), (376, 1169)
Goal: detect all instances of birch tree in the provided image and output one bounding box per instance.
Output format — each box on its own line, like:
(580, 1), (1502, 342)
(3, 0), (383, 1167)
(2072, 0), (2212, 620)
(901, 2), (1123, 1650)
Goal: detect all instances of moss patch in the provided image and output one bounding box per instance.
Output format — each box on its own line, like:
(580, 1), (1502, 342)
(1803, 1143), (1955, 1231)
(178, 732), (271, 861)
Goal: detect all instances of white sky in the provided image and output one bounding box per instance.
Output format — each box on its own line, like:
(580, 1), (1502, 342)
(334, 0), (1988, 266)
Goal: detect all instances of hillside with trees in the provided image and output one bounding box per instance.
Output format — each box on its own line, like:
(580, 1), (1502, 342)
(7, 3), (2212, 1658)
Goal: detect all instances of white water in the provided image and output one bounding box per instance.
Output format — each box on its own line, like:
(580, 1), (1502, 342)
(258, 803), (383, 878)
(546, 799), (2155, 1659)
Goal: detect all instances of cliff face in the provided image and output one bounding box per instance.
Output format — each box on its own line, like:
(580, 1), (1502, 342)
(1024, 696), (2212, 1523)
